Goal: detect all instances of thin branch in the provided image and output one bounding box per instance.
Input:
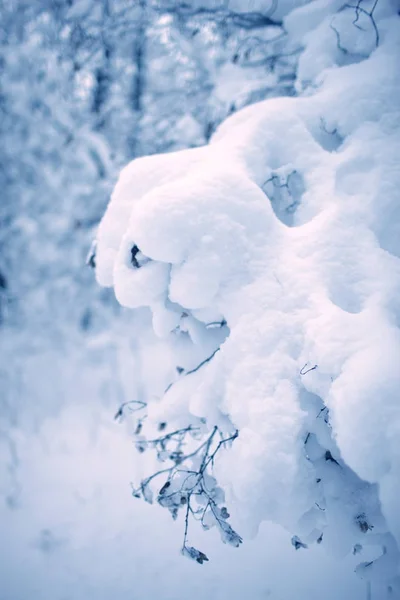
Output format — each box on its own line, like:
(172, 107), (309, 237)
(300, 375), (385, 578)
(300, 363), (318, 375)
(114, 400), (147, 421)
(186, 348), (220, 376)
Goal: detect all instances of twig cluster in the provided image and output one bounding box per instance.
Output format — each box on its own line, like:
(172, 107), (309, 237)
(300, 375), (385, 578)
(262, 169), (304, 218)
(331, 1), (380, 56)
(351, 0), (380, 46)
(130, 421), (241, 563)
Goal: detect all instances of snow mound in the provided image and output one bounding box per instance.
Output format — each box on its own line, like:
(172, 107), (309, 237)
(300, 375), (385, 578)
(96, 1), (400, 591)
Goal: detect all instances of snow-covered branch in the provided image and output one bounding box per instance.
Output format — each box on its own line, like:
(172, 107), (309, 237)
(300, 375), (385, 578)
(95, 0), (400, 593)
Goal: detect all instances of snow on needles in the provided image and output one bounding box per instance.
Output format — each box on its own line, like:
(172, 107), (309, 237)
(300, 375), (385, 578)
(96, 0), (400, 591)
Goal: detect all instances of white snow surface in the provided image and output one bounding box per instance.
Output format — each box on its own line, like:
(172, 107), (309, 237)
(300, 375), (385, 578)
(96, 0), (400, 593)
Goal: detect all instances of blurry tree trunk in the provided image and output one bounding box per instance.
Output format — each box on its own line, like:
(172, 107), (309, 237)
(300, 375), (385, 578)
(92, 0), (113, 127)
(129, 0), (147, 157)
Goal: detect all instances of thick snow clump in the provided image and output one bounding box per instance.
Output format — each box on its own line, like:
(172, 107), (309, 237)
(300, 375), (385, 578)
(96, 0), (400, 593)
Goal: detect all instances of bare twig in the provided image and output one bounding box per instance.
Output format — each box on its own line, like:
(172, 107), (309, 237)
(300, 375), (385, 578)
(114, 400), (147, 421)
(131, 420), (240, 562)
(300, 363), (318, 375)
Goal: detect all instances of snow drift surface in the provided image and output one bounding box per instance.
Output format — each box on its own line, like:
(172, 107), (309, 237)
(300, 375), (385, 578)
(96, 1), (400, 593)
